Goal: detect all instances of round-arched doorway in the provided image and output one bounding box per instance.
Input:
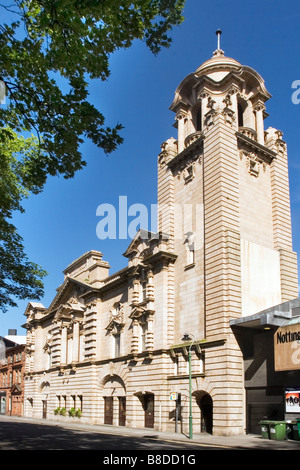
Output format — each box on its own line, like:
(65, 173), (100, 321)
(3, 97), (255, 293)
(199, 394), (213, 434)
(102, 375), (126, 426)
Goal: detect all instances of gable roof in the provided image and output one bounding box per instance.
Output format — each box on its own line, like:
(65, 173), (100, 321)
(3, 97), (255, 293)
(24, 302), (46, 317)
(123, 229), (169, 259)
(47, 276), (96, 314)
(0, 336), (18, 349)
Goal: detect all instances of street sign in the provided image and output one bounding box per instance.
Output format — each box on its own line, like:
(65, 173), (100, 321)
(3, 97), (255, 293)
(274, 323), (300, 371)
(170, 392), (178, 401)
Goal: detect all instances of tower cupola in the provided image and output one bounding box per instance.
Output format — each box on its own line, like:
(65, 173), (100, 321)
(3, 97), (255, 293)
(170, 31), (271, 152)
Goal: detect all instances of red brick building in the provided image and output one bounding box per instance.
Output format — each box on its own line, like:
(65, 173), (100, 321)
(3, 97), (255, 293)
(0, 336), (26, 416)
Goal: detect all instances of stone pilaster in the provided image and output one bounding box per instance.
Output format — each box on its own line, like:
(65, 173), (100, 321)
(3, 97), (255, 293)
(203, 111), (242, 337)
(157, 138), (177, 251)
(203, 110), (244, 435)
(60, 325), (67, 365)
(266, 127), (298, 300)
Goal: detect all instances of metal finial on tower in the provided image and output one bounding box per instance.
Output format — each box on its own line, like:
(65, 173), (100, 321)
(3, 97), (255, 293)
(216, 29), (222, 50)
(213, 29), (224, 57)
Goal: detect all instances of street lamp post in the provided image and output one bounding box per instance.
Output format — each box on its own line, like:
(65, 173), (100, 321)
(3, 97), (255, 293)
(181, 333), (195, 439)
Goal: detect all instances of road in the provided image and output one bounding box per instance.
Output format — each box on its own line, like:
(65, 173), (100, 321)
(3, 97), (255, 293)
(0, 415), (228, 452)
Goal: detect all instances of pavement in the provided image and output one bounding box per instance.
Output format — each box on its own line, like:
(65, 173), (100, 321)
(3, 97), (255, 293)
(1, 414), (300, 450)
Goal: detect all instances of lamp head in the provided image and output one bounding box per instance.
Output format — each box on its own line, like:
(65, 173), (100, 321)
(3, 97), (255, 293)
(181, 333), (192, 342)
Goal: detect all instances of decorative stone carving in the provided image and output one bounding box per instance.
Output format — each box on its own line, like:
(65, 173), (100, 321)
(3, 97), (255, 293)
(67, 297), (85, 310)
(130, 306), (154, 357)
(175, 110), (188, 122)
(238, 127), (257, 141)
(273, 130), (287, 156)
(239, 149), (266, 177)
(207, 97), (215, 109)
(174, 152), (202, 182)
(197, 91), (209, 101)
(222, 93), (236, 126)
(184, 131), (203, 148)
(253, 102), (266, 113)
(43, 334), (53, 354)
(106, 302), (125, 333)
(183, 163), (194, 184)
(201, 95), (217, 130)
(204, 107), (216, 129)
(158, 152), (167, 167)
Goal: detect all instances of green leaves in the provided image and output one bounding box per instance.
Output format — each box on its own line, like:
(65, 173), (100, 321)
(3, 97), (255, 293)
(0, 128), (46, 215)
(0, 0), (185, 312)
(0, 127), (47, 311)
(0, 218), (47, 311)
(0, 0), (185, 179)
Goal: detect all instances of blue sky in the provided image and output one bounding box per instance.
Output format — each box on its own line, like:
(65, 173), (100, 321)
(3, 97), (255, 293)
(1, 0), (300, 336)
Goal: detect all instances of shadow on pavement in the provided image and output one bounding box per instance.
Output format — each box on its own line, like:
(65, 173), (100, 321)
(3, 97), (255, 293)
(0, 419), (214, 450)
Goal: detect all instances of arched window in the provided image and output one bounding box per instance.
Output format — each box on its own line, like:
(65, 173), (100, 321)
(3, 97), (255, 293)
(196, 106), (202, 132)
(238, 103), (244, 127)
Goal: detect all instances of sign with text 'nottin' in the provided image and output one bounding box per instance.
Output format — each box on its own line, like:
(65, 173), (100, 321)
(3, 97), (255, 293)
(274, 323), (300, 371)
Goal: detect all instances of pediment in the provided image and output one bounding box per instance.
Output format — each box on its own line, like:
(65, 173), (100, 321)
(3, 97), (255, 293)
(11, 384), (22, 394)
(24, 302), (46, 321)
(129, 305), (147, 319)
(123, 229), (152, 258)
(48, 277), (92, 315)
(123, 229), (169, 261)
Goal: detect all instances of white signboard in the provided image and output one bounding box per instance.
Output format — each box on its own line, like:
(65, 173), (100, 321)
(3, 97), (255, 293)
(285, 389), (300, 413)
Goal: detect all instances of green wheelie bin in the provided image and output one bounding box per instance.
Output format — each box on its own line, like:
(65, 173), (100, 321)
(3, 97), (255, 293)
(285, 420), (300, 440)
(259, 420), (271, 439)
(269, 421), (287, 441)
(285, 421), (294, 440)
(296, 419), (300, 440)
(291, 421), (300, 440)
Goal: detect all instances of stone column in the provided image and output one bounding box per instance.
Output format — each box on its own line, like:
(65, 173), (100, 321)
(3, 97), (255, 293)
(254, 103), (265, 145)
(157, 140), (176, 250)
(229, 88), (238, 131)
(60, 325), (67, 365)
(72, 321), (80, 363)
(146, 314), (154, 352)
(176, 112), (185, 153)
(131, 319), (139, 356)
(198, 92), (208, 131)
(132, 280), (139, 304)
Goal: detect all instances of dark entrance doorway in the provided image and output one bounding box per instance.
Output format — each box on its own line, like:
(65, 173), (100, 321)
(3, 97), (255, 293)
(104, 396), (113, 425)
(0, 393), (6, 414)
(200, 394), (213, 434)
(144, 393), (154, 428)
(246, 387), (284, 434)
(42, 400), (47, 419)
(11, 385), (22, 417)
(118, 397), (126, 426)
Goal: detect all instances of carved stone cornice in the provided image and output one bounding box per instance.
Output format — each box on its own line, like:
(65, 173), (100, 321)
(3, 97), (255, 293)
(167, 133), (204, 173)
(184, 131), (203, 148)
(238, 127), (257, 141)
(175, 109), (189, 121)
(142, 250), (177, 268)
(236, 131), (276, 163)
(253, 102), (266, 113)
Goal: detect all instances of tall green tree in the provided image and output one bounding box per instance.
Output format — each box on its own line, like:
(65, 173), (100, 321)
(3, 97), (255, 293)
(0, 0), (186, 312)
(0, 128), (47, 311)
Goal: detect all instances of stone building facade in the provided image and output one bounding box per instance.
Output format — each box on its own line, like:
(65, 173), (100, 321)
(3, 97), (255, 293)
(23, 43), (298, 436)
(0, 338), (26, 416)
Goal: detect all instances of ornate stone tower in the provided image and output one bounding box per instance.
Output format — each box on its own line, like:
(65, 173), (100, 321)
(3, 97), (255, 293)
(158, 32), (298, 435)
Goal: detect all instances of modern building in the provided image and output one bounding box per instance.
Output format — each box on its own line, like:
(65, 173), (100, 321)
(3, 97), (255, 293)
(23, 37), (299, 436)
(0, 333), (26, 416)
(230, 298), (300, 434)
